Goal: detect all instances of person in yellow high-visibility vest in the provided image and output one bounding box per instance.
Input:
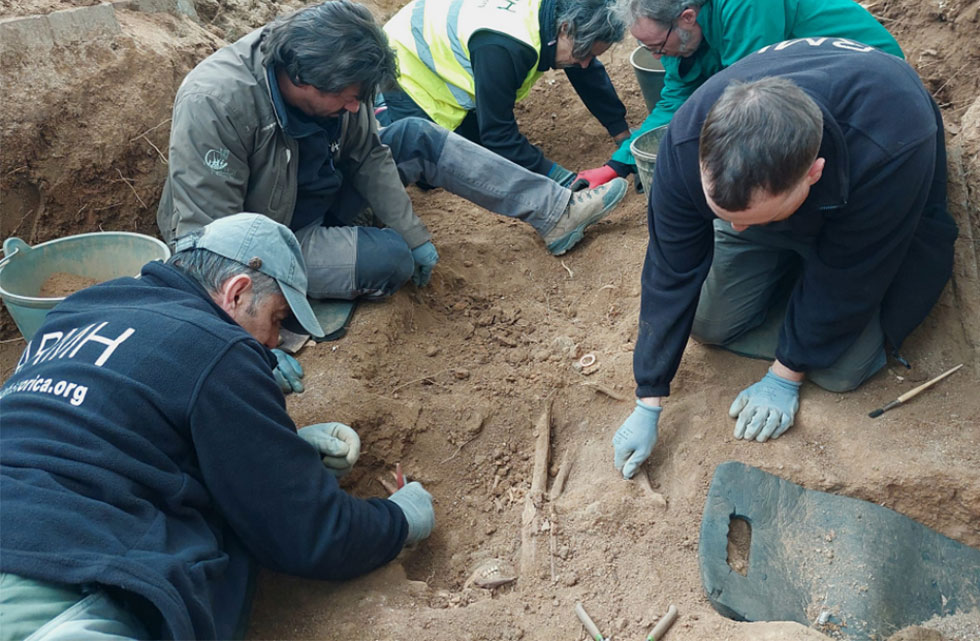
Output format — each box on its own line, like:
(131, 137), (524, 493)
(380, 0), (630, 189)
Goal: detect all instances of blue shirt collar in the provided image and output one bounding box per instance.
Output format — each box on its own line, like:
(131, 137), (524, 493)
(266, 65), (335, 139)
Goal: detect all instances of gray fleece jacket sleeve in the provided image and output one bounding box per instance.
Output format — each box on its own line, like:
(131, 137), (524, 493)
(158, 91), (253, 243)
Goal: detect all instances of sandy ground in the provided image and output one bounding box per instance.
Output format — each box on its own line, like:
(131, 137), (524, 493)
(1, 0), (979, 639)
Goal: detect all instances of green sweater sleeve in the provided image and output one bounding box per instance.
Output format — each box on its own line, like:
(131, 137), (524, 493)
(610, 54), (703, 165)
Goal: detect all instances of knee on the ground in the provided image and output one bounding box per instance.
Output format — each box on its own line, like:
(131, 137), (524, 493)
(691, 315), (745, 346)
(355, 229), (414, 299)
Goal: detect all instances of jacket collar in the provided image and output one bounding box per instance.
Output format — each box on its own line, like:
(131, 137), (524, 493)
(140, 262), (277, 365)
(265, 65), (340, 139)
(806, 102), (850, 211)
(141, 261), (229, 318)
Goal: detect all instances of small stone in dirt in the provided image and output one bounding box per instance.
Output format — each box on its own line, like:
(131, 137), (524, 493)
(425, 345), (440, 357)
(454, 368), (471, 380)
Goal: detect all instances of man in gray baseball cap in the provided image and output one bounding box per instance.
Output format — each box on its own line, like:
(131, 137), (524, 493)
(175, 212), (325, 341)
(0, 212), (435, 639)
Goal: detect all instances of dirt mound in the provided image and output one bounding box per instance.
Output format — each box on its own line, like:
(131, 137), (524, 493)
(1, 1), (978, 640)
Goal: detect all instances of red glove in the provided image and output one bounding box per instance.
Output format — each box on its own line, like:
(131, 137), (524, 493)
(575, 164), (619, 189)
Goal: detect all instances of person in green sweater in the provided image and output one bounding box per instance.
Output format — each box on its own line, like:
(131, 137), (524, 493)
(575, 0), (904, 188)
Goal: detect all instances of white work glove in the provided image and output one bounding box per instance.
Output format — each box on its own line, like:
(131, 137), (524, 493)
(388, 481), (435, 545)
(271, 348), (304, 395)
(613, 399), (662, 479)
(729, 369), (801, 442)
(297, 422), (361, 477)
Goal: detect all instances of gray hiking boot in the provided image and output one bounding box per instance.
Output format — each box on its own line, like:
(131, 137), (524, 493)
(542, 177), (628, 256)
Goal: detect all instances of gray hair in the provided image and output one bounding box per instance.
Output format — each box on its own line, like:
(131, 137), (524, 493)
(556, 0), (626, 59)
(168, 232), (282, 314)
(261, 0), (397, 100)
(699, 77), (823, 212)
(615, 0), (706, 27)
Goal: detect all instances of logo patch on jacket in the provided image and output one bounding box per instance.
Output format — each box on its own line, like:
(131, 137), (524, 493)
(204, 148), (236, 178)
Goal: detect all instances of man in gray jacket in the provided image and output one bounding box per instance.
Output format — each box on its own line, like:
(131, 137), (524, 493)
(158, 0), (628, 301)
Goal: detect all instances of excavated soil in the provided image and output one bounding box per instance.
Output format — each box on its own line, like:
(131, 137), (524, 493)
(1, 0), (979, 639)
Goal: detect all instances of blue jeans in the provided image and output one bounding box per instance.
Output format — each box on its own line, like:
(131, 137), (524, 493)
(298, 117), (570, 300)
(377, 89), (484, 143)
(691, 220), (887, 393)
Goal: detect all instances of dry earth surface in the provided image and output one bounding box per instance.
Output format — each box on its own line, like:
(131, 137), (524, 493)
(1, 0), (979, 639)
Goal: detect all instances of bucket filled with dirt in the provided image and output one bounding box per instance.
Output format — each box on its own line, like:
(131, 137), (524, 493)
(630, 125), (669, 193)
(0, 232), (171, 341)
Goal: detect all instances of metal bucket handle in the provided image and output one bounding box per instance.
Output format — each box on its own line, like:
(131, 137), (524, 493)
(0, 237), (32, 269)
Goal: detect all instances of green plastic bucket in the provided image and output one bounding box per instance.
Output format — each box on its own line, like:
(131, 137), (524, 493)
(630, 125), (669, 194)
(0, 232), (171, 341)
(630, 46), (666, 114)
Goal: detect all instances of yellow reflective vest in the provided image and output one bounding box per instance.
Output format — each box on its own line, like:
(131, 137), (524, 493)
(384, 0), (544, 131)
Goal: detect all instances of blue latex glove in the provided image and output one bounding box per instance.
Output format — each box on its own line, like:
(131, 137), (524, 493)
(271, 348), (304, 395)
(612, 400), (662, 479)
(547, 162), (578, 188)
(297, 422), (361, 477)
(410, 241), (439, 287)
(388, 481), (435, 545)
(729, 369), (802, 442)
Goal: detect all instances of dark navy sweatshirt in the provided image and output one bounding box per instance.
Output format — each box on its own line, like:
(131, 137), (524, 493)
(634, 38), (957, 398)
(0, 261), (407, 639)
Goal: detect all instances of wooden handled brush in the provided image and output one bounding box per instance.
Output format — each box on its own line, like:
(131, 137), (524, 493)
(868, 364), (963, 418)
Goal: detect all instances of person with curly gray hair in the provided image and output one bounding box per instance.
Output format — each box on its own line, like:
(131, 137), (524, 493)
(381, 0), (630, 186)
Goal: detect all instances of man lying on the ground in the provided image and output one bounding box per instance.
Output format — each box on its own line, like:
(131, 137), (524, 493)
(576, 0), (903, 188)
(612, 38), (957, 479)
(0, 214), (435, 639)
(158, 0), (628, 306)
(380, 0), (630, 186)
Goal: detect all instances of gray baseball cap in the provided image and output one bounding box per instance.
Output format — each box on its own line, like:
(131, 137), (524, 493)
(176, 213), (325, 338)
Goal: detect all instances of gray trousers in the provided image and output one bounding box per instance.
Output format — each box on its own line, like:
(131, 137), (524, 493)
(691, 220), (887, 393)
(296, 117), (570, 300)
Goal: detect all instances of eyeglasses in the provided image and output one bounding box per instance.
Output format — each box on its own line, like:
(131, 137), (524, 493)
(642, 22), (674, 55)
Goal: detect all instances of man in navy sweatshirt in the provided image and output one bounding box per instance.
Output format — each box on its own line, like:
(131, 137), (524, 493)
(0, 214), (435, 639)
(612, 39), (957, 479)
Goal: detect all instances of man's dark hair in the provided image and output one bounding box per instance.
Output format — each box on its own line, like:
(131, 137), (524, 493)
(262, 0), (397, 99)
(556, 0), (626, 59)
(699, 77), (823, 211)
